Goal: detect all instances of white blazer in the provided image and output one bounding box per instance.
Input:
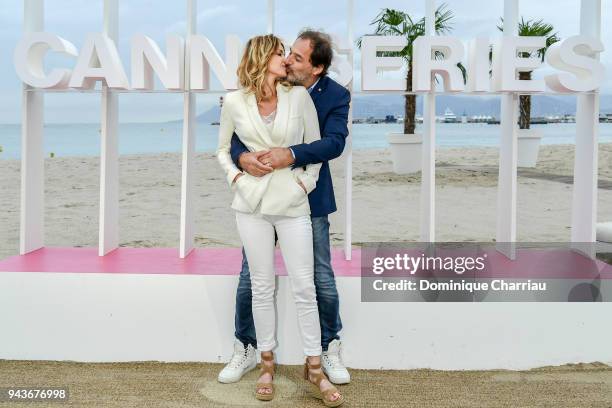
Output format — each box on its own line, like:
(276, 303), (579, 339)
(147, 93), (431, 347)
(216, 83), (322, 216)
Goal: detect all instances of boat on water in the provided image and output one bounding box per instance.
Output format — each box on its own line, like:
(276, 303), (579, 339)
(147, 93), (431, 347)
(443, 107), (458, 123)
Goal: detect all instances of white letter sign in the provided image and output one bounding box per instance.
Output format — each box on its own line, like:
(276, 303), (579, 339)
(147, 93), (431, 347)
(544, 35), (605, 92)
(412, 36), (465, 92)
(360, 35), (408, 91)
(491, 36), (546, 92)
(14, 33), (78, 89)
(190, 35), (241, 90)
(68, 33), (129, 89)
(131, 34), (185, 90)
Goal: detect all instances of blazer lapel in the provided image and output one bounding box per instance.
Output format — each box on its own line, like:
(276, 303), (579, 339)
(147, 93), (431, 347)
(271, 83), (289, 145)
(309, 76), (328, 107)
(245, 92), (274, 146)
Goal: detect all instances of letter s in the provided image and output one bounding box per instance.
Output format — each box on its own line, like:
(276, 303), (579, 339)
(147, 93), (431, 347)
(545, 35), (605, 92)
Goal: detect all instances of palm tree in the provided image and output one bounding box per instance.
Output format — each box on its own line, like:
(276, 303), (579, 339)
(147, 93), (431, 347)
(357, 4), (463, 135)
(497, 17), (560, 129)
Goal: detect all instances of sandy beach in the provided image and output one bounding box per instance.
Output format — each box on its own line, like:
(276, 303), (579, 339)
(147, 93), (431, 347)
(0, 359), (611, 407)
(1, 143), (612, 261)
(2, 145), (612, 407)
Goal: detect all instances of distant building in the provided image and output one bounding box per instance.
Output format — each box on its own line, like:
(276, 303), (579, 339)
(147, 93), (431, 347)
(384, 115), (397, 123)
(471, 115), (493, 123)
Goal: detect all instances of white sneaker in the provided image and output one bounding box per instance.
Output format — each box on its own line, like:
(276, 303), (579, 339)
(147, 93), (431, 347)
(217, 339), (257, 383)
(322, 339), (350, 384)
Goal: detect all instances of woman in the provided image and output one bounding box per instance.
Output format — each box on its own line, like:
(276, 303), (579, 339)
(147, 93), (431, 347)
(216, 34), (344, 407)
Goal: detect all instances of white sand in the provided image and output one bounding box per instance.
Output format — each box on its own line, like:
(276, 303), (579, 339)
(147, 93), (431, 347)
(1, 144), (612, 261)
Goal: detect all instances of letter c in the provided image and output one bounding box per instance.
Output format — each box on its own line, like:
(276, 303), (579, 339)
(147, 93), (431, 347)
(14, 33), (78, 89)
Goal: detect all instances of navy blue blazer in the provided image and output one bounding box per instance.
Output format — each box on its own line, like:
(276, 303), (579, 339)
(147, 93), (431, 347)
(229, 75), (351, 217)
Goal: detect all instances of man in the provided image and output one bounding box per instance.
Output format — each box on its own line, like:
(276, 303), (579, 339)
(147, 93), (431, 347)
(217, 29), (351, 385)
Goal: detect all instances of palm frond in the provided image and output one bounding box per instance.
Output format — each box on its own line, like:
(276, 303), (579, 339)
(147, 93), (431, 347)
(434, 3), (454, 34)
(496, 16), (560, 61)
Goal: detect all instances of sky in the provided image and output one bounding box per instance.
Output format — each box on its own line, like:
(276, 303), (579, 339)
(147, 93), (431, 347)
(0, 0), (610, 123)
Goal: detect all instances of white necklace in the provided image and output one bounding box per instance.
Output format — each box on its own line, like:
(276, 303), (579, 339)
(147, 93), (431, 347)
(260, 109), (276, 124)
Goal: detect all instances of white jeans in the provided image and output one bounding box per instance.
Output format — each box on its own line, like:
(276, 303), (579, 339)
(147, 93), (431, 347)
(235, 211), (322, 356)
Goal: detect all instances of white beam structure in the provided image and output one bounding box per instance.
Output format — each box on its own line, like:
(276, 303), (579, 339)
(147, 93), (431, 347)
(495, 0), (519, 260)
(19, 0), (45, 255)
(419, 0), (436, 242)
(98, 0), (120, 256)
(343, 0), (354, 260)
(267, 0), (275, 34)
(179, 0), (197, 258)
(571, 0), (601, 258)
(15, 0), (605, 265)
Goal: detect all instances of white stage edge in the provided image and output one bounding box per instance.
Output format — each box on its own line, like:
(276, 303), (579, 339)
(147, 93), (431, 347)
(1, 272), (611, 370)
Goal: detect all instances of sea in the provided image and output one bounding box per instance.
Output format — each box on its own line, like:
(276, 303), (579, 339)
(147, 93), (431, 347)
(1, 122), (611, 160)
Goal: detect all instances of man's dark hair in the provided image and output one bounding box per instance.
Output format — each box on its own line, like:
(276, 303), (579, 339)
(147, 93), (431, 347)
(297, 29), (333, 77)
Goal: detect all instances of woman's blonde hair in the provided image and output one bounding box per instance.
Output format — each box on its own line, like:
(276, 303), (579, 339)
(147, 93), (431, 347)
(237, 34), (290, 102)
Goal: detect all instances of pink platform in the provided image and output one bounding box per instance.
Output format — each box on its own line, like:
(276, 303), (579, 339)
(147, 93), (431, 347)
(0, 246), (610, 279)
(0, 247), (362, 276)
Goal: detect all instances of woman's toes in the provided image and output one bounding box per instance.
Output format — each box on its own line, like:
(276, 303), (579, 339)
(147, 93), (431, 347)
(257, 384), (271, 394)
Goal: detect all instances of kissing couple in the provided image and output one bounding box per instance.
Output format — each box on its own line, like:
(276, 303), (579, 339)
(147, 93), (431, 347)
(216, 29), (351, 406)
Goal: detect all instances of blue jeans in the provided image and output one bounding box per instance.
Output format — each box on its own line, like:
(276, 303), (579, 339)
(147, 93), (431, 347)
(234, 215), (342, 351)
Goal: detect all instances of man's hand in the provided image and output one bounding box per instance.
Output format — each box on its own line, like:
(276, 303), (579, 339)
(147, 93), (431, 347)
(259, 147), (295, 170)
(238, 151), (274, 177)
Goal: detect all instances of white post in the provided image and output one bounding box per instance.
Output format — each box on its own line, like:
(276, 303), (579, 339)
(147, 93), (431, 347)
(419, 0), (436, 242)
(571, 0), (601, 257)
(19, 0), (45, 255)
(179, 0), (197, 258)
(267, 0), (275, 34)
(495, 0), (519, 259)
(343, 0), (354, 260)
(98, 0), (120, 256)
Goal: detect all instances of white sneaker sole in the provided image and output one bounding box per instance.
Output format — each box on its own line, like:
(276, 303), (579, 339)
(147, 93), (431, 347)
(323, 367), (351, 385)
(217, 360), (257, 384)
